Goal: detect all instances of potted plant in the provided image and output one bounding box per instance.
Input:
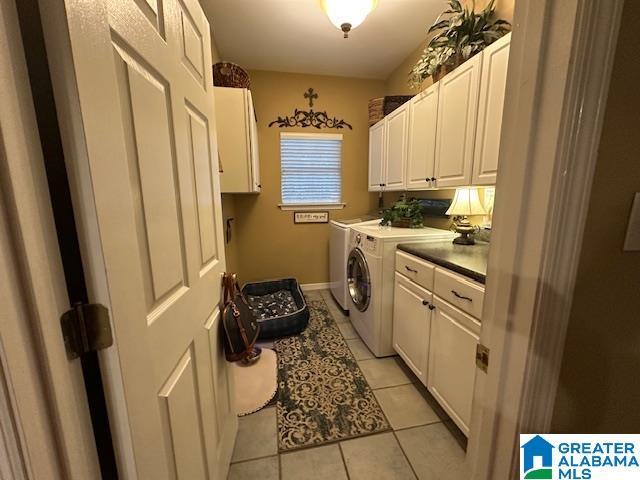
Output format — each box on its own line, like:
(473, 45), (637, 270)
(409, 0), (510, 87)
(380, 197), (424, 229)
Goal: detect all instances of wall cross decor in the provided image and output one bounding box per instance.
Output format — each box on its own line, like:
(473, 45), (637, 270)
(268, 89), (353, 130)
(304, 88), (318, 107)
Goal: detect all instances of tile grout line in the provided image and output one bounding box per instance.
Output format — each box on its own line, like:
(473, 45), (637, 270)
(230, 453), (279, 466)
(338, 442), (352, 480)
(392, 430), (420, 480)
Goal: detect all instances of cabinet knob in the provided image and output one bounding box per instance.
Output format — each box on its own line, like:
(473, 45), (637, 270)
(428, 304), (436, 310)
(422, 300), (429, 306)
(426, 178), (431, 182)
(257, 184), (262, 188)
(431, 177), (436, 182)
(379, 183), (383, 187)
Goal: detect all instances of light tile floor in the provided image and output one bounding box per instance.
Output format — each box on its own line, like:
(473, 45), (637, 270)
(227, 289), (468, 480)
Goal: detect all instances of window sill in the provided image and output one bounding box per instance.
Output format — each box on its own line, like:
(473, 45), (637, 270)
(279, 203), (346, 211)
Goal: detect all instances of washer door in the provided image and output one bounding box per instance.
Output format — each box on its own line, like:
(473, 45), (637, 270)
(347, 248), (371, 312)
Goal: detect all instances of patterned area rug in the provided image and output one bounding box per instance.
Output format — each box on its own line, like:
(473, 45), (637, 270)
(274, 298), (390, 451)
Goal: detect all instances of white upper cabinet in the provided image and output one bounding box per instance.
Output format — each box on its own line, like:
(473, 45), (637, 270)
(368, 35), (511, 190)
(434, 54), (482, 188)
(215, 87), (261, 193)
(368, 120), (386, 191)
(384, 103), (409, 191)
(406, 82), (439, 190)
(473, 33), (511, 185)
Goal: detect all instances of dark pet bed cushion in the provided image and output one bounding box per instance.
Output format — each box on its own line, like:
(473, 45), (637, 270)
(242, 278), (309, 340)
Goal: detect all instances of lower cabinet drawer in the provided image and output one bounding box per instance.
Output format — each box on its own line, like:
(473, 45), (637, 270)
(392, 272), (433, 385)
(427, 297), (480, 436)
(434, 267), (485, 319)
(395, 250), (435, 291)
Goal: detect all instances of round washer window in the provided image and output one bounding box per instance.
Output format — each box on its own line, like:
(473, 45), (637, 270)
(347, 248), (371, 312)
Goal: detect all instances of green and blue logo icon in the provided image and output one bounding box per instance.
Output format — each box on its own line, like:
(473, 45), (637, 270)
(521, 435), (554, 479)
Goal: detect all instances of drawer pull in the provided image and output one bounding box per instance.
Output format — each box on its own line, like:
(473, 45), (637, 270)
(405, 265), (418, 273)
(428, 304), (436, 311)
(422, 299), (429, 306)
(451, 290), (473, 302)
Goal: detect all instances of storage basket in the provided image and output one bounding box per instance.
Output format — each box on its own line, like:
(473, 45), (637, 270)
(368, 97), (384, 126)
(213, 62), (250, 89)
(368, 96), (415, 127)
(383, 95), (414, 115)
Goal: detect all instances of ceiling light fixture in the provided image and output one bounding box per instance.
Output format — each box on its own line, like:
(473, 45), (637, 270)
(319, 0), (379, 38)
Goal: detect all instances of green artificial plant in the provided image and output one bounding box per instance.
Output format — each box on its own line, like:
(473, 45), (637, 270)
(380, 197), (424, 229)
(409, 0), (510, 87)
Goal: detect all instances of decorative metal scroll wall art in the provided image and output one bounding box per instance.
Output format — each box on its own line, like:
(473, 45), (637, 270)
(268, 88), (353, 130)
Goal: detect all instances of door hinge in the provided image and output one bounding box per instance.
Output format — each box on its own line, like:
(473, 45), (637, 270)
(476, 343), (490, 373)
(61, 303), (113, 359)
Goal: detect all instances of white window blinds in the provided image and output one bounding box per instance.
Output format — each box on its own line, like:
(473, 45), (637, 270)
(280, 133), (343, 205)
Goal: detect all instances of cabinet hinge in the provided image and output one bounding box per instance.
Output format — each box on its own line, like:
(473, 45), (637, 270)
(476, 343), (490, 373)
(60, 303), (113, 359)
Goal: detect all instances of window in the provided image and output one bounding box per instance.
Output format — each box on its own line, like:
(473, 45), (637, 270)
(280, 132), (343, 208)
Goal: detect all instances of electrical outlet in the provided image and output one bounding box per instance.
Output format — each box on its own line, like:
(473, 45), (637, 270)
(623, 193), (640, 251)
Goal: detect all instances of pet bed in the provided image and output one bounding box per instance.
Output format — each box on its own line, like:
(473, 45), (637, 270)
(242, 278), (309, 340)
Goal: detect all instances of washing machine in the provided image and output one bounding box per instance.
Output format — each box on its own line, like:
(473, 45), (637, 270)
(329, 216), (379, 311)
(347, 224), (455, 357)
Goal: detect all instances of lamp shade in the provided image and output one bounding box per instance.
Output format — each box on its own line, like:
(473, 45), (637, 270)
(446, 188), (487, 216)
(320, 0), (378, 33)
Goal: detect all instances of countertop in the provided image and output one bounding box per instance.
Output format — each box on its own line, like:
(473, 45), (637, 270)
(397, 241), (490, 284)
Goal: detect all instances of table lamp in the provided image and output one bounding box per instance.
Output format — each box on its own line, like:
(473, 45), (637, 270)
(446, 188), (487, 245)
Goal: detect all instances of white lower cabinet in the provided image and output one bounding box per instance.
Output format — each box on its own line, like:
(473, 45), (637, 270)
(427, 296), (481, 436)
(392, 272), (433, 385)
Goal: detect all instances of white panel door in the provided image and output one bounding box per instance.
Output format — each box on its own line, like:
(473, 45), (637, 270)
(57, 0), (236, 478)
(428, 297), (481, 436)
(368, 120), (386, 191)
(384, 104), (408, 190)
(392, 273), (432, 385)
(406, 83), (439, 190)
(473, 34), (511, 185)
(434, 55), (482, 188)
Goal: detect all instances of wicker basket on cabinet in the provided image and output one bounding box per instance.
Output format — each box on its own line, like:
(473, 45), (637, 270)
(213, 62), (250, 89)
(368, 95), (415, 126)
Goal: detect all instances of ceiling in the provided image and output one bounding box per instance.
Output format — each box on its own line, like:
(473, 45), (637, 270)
(200, 0), (443, 80)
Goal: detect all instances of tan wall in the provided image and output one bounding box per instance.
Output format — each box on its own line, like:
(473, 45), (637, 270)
(550, 0), (640, 433)
(231, 70), (384, 284)
(209, 27), (242, 274)
(385, 0), (515, 95)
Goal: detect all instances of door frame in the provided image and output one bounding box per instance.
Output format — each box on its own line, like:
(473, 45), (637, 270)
(468, 0), (624, 478)
(0, 0), (101, 478)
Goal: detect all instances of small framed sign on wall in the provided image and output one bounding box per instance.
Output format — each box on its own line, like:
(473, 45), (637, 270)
(293, 211), (329, 224)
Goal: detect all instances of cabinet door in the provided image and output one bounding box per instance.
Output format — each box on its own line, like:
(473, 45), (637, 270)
(392, 272), (432, 385)
(246, 90), (261, 192)
(434, 54), (482, 188)
(384, 104), (408, 191)
(473, 34), (511, 185)
(368, 120), (386, 191)
(427, 297), (480, 436)
(406, 83), (439, 190)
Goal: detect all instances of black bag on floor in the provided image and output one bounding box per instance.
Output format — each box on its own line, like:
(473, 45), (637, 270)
(221, 273), (260, 362)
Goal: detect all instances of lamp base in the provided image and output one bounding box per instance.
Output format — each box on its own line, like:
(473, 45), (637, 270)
(453, 234), (476, 245)
(452, 217), (476, 245)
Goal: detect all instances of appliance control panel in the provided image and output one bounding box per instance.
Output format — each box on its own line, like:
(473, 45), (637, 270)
(360, 235), (378, 253)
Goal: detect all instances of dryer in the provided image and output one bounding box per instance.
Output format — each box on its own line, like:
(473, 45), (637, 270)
(347, 224), (454, 357)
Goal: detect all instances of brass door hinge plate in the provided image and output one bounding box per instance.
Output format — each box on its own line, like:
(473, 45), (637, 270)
(61, 303), (113, 359)
(476, 343), (490, 373)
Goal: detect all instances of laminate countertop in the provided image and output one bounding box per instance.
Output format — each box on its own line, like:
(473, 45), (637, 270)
(397, 241), (490, 284)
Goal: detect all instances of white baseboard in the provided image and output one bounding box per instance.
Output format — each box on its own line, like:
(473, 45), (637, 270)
(300, 282), (330, 291)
